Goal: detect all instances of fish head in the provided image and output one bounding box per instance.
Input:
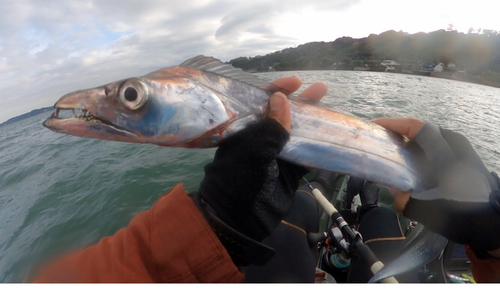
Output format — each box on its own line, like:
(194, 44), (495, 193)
(43, 68), (234, 147)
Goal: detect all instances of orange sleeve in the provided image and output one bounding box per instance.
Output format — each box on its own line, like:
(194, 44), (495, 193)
(465, 245), (500, 283)
(31, 184), (244, 283)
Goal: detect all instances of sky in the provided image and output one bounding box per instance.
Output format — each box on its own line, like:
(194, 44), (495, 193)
(1, 0), (499, 123)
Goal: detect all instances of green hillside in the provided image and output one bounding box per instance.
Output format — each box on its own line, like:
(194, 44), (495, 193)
(229, 29), (500, 81)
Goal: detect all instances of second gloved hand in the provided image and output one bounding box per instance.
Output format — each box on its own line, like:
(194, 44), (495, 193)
(373, 118), (500, 254)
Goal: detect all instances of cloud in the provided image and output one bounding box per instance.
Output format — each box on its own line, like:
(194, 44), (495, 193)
(3, 0), (336, 122)
(215, 4), (274, 39)
(1, 0), (495, 123)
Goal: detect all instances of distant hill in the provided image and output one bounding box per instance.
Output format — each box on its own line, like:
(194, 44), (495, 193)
(0, 107), (53, 127)
(229, 29), (500, 81)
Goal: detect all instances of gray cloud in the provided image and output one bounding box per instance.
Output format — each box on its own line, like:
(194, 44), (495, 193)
(0, 0), (363, 122)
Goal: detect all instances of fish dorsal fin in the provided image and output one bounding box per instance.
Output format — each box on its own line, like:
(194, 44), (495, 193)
(180, 55), (272, 90)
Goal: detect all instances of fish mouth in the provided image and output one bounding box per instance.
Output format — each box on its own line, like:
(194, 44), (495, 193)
(45, 107), (118, 128)
(43, 105), (138, 140)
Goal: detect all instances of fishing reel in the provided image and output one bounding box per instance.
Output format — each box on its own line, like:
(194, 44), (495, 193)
(309, 214), (364, 272)
(304, 177), (398, 283)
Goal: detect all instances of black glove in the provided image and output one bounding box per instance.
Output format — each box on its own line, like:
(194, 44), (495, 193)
(402, 122), (500, 252)
(192, 118), (308, 266)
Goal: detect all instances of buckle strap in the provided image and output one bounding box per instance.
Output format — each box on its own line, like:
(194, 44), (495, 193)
(190, 192), (275, 266)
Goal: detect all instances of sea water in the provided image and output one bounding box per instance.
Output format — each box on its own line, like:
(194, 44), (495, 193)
(0, 71), (499, 282)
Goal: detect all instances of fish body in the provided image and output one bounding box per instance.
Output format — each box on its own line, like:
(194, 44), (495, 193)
(368, 228), (448, 283)
(44, 56), (434, 192)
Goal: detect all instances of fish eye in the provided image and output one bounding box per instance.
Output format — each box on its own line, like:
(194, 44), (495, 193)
(119, 80), (148, 110)
(124, 87), (138, 102)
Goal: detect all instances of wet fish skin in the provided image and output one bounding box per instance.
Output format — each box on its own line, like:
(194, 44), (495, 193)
(283, 99), (434, 192)
(368, 230), (448, 283)
(44, 56), (434, 192)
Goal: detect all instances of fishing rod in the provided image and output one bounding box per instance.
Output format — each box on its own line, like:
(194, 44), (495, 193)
(303, 178), (398, 283)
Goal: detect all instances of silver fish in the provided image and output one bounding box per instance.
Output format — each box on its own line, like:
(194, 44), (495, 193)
(43, 55), (435, 192)
(43, 56), (443, 281)
(369, 227), (448, 283)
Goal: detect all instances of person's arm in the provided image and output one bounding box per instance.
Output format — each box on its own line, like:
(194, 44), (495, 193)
(465, 245), (500, 283)
(373, 117), (500, 283)
(31, 184), (243, 283)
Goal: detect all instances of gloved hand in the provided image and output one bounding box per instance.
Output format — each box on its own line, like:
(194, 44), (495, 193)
(198, 116), (308, 240)
(192, 78), (327, 266)
(373, 118), (500, 254)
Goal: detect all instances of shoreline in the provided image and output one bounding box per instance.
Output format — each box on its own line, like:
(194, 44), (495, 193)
(252, 68), (500, 89)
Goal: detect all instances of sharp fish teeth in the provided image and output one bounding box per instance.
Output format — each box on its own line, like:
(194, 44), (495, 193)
(52, 107), (100, 122)
(52, 109), (59, 119)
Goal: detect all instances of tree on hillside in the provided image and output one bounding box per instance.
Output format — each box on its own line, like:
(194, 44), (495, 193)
(229, 29), (500, 74)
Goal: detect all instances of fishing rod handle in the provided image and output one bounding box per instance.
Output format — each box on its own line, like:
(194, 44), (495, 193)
(311, 188), (337, 215)
(371, 262), (398, 283)
(309, 184), (398, 283)
(355, 242), (398, 283)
